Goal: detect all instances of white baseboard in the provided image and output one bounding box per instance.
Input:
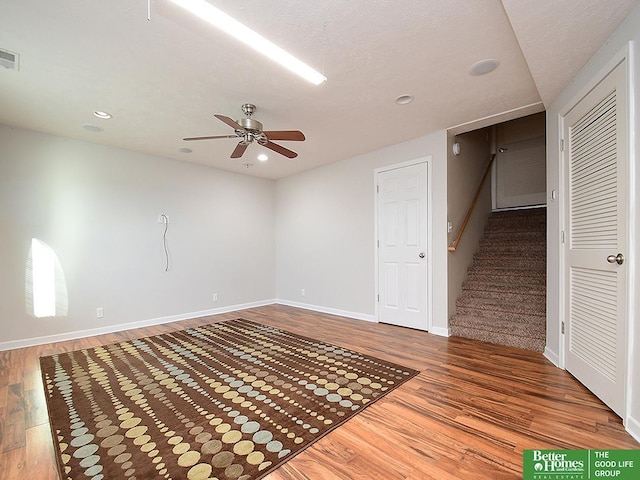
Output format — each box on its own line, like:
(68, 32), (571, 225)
(278, 299), (452, 336)
(429, 326), (450, 337)
(275, 299), (376, 323)
(626, 415), (640, 444)
(0, 299), (276, 351)
(543, 346), (561, 367)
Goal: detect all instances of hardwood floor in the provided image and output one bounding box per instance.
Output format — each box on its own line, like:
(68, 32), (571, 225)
(0, 304), (637, 479)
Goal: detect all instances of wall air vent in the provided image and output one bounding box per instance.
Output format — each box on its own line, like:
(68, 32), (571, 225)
(0, 48), (19, 70)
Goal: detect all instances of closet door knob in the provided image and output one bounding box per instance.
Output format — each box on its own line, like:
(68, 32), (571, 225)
(606, 253), (624, 265)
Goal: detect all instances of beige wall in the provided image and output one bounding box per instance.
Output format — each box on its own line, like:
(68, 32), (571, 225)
(0, 126), (276, 348)
(496, 112), (545, 144)
(494, 112), (546, 209)
(447, 128), (492, 318)
(276, 130), (450, 335)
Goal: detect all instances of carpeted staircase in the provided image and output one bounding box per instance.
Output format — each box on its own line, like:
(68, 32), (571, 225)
(450, 208), (546, 351)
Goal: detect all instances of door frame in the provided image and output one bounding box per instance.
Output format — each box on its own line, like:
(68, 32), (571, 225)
(374, 157), (433, 331)
(557, 44), (633, 421)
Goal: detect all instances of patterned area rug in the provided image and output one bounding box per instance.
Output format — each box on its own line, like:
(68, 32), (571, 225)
(40, 318), (418, 480)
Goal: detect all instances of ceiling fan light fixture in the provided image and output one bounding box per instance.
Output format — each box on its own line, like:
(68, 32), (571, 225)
(168, 0), (327, 85)
(93, 110), (112, 119)
(257, 154), (268, 162)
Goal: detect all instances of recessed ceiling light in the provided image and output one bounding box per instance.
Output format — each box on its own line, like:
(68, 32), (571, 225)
(468, 58), (499, 76)
(257, 154), (268, 162)
(395, 94), (414, 105)
(178, 147), (193, 153)
(82, 124), (103, 132)
(167, 0), (326, 85)
(93, 111), (112, 119)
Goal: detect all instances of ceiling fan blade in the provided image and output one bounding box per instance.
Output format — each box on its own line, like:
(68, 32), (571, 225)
(263, 130), (306, 141)
(214, 114), (243, 130)
(183, 134), (238, 141)
(264, 140), (298, 159)
(230, 142), (249, 158)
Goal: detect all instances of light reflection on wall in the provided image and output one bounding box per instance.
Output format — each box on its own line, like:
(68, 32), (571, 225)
(25, 238), (68, 318)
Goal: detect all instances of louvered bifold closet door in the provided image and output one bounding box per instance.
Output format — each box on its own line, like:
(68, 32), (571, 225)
(563, 61), (627, 417)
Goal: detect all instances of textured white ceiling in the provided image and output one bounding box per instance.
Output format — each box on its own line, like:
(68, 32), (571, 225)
(0, 0), (637, 179)
(502, 0), (638, 106)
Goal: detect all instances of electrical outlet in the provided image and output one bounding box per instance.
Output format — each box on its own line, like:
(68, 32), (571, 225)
(301, 288), (305, 297)
(212, 293), (218, 302)
(96, 307), (104, 318)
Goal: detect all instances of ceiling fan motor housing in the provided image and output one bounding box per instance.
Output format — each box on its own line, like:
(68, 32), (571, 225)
(237, 117), (263, 132)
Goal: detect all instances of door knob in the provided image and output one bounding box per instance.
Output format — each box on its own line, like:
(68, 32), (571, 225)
(419, 252), (425, 259)
(606, 253), (624, 265)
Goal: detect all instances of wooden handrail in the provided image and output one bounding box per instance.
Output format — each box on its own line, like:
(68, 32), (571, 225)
(448, 153), (496, 252)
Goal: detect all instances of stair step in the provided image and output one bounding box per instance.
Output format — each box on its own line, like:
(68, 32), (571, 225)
(450, 314), (545, 333)
(457, 291), (546, 307)
(466, 276), (546, 288)
(488, 208), (546, 221)
(473, 249), (547, 266)
(485, 223), (546, 234)
(482, 230), (546, 242)
(471, 256), (546, 270)
(458, 291), (545, 308)
(486, 217), (546, 226)
(451, 207), (546, 352)
(455, 305), (545, 324)
(456, 296), (545, 318)
(449, 325), (545, 352)
(477, 242), (546, 255)
(466, 268), (546, 285)
(462, 280), (546, 296)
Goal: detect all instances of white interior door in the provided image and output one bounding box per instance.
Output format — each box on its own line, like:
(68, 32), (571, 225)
(563, 60), (628, 417)
(377, 162), (428, 330)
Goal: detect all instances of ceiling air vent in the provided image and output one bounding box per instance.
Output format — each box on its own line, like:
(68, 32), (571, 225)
(0, 49), (19, 70)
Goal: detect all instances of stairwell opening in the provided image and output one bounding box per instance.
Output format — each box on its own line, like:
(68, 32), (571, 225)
(447, 112), (547, 351)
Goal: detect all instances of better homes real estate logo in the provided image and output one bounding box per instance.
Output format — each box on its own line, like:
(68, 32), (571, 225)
(524, 450), (640, 480)
(526, 450), (587, 479)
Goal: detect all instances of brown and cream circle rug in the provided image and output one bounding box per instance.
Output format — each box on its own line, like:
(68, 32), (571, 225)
(40, 318), (418, 480)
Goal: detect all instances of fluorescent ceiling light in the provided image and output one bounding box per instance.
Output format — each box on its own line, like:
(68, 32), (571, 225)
(168, 0), (327, 85)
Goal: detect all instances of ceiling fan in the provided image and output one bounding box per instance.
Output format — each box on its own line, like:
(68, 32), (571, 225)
(183, 103), (305, 159)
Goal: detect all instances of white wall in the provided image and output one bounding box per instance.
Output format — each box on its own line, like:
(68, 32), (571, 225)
(447, 128), (492, 318)
(546, 4), (640, 440)
(0, 126), (276, 348)
(275, 130), (449, 333)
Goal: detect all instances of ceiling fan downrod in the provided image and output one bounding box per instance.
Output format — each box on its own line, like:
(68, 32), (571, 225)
(241, 103), (256, 117)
